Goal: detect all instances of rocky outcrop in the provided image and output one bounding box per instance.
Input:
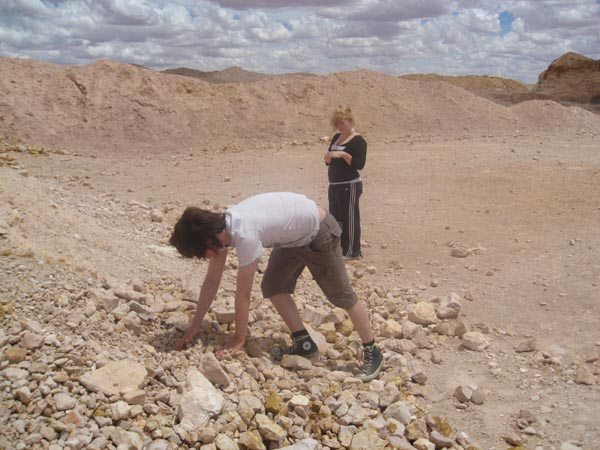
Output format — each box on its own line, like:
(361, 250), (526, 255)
(534, 52), (600, 104)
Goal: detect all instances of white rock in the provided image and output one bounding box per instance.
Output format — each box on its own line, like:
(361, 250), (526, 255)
(3, 367), (29, 381)
(200, 353), (231, 387)
(383, 401), (412, 425)
(178, 369), (224, 431)
(278, 439), (320, 450)
(289, 395), (310, 408)
(110, 400), (131, 420)
(54, 393), (77, 411)
(79, 359), (147, 396)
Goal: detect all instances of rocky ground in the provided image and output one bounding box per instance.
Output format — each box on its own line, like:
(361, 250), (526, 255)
(1, 125), (599, 450)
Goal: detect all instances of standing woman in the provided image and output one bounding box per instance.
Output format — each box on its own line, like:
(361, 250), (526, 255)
(324, 106), (367, 259)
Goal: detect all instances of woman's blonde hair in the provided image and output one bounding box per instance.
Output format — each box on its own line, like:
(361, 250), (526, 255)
(330, 106), (354, 129)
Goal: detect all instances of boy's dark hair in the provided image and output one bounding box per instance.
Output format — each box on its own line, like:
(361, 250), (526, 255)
(169, 207), (226, 259)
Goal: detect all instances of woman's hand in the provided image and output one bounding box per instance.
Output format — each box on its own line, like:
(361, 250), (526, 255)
(328, 150), (342, 158)
(215, 336), (246, 359)
(328, 151), (351, 165)
(324, 152), (332, 164)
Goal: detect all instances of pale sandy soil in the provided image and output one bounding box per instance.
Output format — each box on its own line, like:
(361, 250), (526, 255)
(3, 129), (599, 449)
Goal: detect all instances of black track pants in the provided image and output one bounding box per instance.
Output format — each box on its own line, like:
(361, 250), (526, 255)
(328, 181), (362, 257)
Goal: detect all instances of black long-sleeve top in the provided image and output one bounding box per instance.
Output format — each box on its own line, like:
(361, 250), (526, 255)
(327, 133), (367, 183)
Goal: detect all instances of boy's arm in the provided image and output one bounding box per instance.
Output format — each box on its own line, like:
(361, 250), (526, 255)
(175, 248), (228, 350)
(216, 259), (258, 357)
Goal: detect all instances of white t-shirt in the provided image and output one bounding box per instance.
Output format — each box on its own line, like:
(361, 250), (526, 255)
(225, 192), (320, 267)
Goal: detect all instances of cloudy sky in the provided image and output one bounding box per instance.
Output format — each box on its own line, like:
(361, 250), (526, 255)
(1, 0), (599, 82)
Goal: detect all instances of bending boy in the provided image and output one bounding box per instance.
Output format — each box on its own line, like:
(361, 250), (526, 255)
(169, 192), (384, 381)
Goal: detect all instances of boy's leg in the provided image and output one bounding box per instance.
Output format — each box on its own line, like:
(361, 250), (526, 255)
(261, 249), (319, 360)
(346, 300), (374, 344)
(303, 214), (384, 380)
(270, 292), (304, 333)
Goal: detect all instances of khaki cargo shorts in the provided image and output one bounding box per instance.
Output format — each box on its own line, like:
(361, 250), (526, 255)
(261, 212), (358, 310)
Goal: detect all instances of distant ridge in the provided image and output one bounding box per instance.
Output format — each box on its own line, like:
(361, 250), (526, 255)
(163, 66), (316, 84)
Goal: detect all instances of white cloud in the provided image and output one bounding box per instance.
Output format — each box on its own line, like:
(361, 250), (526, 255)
(0, 0), (598, 82)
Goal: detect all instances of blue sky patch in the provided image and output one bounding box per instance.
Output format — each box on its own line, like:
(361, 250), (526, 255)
(499, 11), (515, 35)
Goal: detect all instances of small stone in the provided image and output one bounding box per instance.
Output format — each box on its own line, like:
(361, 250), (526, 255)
(150, 209), (164, 222)
(281, 354), (313, 370)
(462, 332), (489, 351)
(350, 428), (387, 449)
(383, 401), (412, 425)
(110, 400), (131, 420)
(289, 395), (310, 408)
(54, 393), (77, 411)
(454, 386), (474, 403)
(123, 389), (146, 405)
(413, 437), (436, 450)
(214, 433), (238, 450)
(255, 413), (286, 442)
(4, 346), (27, 363)
(450, 247), (469, 258)
(214, 308), (236, 324)
(265, 393), (284, 415)
(201, 352), (231, 387)
(454, 321), (468, 338)
(238, 430), (265, 450)
(20, 332), (43, 349)
(407, 302), (439, 325)
(436, 292), (461, 319)
(515, 339), (537, 353)
(560, 443), (582, 450)
(470, 388), (486, 405)
(574, 367), (595, 385)
(429, 430), (453, 448)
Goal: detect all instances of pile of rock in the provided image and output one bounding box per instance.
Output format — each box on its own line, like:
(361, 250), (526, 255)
(1, 234), (489, 449)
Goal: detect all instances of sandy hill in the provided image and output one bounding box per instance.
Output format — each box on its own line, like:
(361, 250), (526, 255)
(534, 52), (600, 104)
(399, 73), (530, 93)
(0, 56), (599, 155)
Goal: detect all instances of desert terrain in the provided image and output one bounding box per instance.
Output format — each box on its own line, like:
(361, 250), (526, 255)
(1, 55), (599, 450)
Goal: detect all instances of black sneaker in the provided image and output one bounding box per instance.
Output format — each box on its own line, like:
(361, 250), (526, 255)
(272, 335), (319, 361)
(357, 344), (384, 381)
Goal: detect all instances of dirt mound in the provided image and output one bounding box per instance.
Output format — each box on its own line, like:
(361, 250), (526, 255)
(1, 56), (599, 155)
(534, 52), (600, 104)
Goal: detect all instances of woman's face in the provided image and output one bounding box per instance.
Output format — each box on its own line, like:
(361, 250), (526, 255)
(336, 119), (353, 133)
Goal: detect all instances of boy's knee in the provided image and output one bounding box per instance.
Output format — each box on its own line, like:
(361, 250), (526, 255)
(328, 294), (358, 310)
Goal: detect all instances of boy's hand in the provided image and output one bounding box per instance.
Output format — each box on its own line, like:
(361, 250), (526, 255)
(215, 336), (245, 359)
(174, 328), (199, 350)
